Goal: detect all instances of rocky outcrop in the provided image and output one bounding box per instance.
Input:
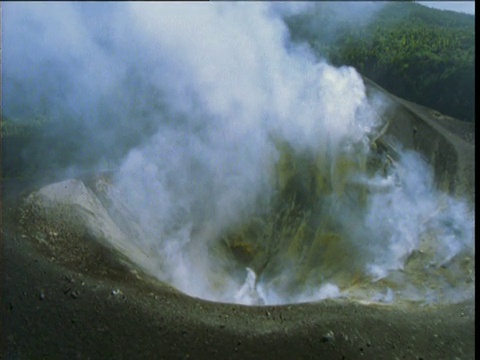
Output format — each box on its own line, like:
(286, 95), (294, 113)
(363, 77), (475, 201)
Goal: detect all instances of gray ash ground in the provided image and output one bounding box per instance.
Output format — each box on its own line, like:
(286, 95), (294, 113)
(1, 174), (474, 359)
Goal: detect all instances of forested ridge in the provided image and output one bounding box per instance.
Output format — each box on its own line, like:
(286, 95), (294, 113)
(285, 2), (475, 123)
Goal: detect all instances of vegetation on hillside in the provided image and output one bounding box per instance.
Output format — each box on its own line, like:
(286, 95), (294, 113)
(1, 115), (90, 183)
(285, 2), (475, 123)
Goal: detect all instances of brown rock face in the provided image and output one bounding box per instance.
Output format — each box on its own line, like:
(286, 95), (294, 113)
(363, 77), (474, 201)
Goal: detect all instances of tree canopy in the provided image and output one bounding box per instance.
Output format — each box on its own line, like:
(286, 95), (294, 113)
(285, 2), (475, 123)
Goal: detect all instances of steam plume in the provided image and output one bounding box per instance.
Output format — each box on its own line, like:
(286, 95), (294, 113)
(3, 2), (474, 305)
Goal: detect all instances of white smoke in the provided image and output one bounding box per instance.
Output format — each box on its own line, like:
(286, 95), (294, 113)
(111, 3), (381, 303)
(3, 2), (474, 305)
(360, 150), (474, 279)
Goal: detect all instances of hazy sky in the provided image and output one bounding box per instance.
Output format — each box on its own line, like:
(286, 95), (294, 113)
(417, 1), (475, 15)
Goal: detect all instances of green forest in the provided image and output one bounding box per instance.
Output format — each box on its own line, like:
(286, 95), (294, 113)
(285, 1), (475, 123)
